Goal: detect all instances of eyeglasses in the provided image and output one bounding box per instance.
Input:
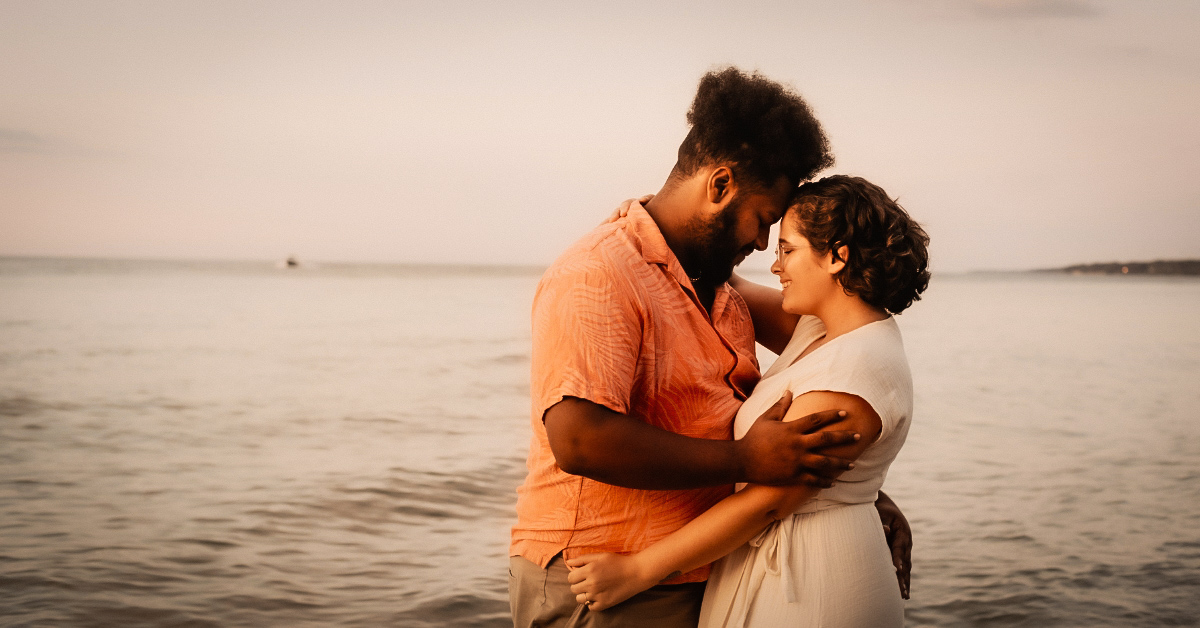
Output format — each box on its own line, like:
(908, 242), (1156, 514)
(775, 243), (796, 265)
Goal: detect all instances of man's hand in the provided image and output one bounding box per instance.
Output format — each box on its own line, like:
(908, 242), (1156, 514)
(734, 392), (859, 486)
(875, 491), (911, 599)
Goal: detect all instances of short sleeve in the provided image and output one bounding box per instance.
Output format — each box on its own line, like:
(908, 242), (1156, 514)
(783, 322), (911, 442)
(530, 260), (643, 420)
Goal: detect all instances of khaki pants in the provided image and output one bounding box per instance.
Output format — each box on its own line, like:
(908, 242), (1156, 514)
(509, 554), (704, 628)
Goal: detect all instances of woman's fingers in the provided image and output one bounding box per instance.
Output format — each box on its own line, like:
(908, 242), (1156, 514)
(564, 553), (604, 568)
(564, 552), (633, 612)
(587, 599), (613, 612)
(571, 578), (612, 612)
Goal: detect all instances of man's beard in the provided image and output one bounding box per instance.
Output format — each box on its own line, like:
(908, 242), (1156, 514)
(683, 196), (747, 288)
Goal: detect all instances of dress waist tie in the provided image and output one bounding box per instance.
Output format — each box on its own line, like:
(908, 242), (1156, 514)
(722, 514), (814, 627)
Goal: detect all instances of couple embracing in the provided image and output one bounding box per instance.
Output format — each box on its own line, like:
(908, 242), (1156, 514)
(510, 67), (930, 628)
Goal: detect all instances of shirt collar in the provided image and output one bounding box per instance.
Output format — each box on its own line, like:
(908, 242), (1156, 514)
(618, 197), (735, 313)
(618, 197), (672, 267)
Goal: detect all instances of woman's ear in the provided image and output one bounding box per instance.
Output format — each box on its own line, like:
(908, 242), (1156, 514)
(828, 244), (849, 275)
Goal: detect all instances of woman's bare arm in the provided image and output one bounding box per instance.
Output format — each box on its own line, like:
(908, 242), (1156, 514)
(566, 391), (882, 610)
(729, 273), (800, 355)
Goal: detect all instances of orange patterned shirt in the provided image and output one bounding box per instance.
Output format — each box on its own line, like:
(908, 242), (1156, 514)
(511, 198), (760, 584)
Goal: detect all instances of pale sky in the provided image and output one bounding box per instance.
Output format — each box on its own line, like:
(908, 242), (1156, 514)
(1, 0), (1197, 272)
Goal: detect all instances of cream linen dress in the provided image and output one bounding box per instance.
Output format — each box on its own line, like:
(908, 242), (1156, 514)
(698, 316), (911, 628)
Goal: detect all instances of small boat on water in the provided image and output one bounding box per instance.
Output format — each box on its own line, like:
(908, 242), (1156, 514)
(275, 255), (302, 270)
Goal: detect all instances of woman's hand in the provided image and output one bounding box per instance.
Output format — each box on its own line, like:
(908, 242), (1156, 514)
(565, 552), (658, 611)
(600, 195), (653, 225)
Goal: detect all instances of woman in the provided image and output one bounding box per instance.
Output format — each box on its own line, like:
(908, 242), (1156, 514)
(565, 175), (930, 627)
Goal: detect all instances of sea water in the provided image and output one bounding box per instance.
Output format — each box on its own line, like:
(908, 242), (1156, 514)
(1, 258), (1197, 627)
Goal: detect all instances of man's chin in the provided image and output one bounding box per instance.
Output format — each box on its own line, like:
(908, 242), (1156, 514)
(694, 248), (744, 286)
(704, 265), (735, 286)
(734, 242), (760, 264)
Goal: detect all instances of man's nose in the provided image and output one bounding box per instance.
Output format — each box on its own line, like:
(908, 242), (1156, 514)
(754, 227), (771, 251)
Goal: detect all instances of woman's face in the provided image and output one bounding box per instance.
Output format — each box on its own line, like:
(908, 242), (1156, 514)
(770, 215), (837, 315)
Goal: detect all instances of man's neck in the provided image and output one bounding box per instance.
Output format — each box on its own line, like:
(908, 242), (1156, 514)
(692, 282), (717, 314)
(643, 180), (705, 280)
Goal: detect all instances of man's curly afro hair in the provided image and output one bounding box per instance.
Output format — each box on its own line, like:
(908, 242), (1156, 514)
(673, 67), (834, 190)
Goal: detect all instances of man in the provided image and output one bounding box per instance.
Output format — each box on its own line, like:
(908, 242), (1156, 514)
(510, 68), (910, 627)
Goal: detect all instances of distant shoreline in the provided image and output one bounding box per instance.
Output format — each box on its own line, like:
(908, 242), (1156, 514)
(4, 255), (1200, 277)
(1034, 260), (1200, 276)
(0, 256), (548, 277)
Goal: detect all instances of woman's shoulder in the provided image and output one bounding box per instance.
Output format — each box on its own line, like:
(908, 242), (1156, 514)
(790, 317), (913, 436)
(784, 317), (911, 392)
(824, 318), (905, 364)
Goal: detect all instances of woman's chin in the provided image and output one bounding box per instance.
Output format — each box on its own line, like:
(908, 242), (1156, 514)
(780, 297), (805, 316)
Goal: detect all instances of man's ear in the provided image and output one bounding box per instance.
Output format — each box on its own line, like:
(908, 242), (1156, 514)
(706, 166), (736, 206)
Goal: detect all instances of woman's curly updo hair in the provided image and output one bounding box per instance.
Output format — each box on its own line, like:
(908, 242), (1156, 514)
(788, 175), (931, 314)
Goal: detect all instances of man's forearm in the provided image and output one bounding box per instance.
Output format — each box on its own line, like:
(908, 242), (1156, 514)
(545, 397), (743, 490)
(728, 273), (799, 356)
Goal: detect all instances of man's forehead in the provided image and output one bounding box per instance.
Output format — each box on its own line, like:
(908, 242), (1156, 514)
(735, 198), (787, 230)
(763, 178), (795, 220)
(767, 202), (790, 223)
(758, 196), (790, 224)
(732, 176), (793, 224)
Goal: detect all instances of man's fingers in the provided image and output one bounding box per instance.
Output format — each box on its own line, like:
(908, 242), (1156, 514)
(798, 452), (854, 473)
(799, 429), (860, 450)
(761, 391), (794, 422)
(794, 472), (836, 489)
(799, 408), (847, 433)
(891, 532), (911, 599)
